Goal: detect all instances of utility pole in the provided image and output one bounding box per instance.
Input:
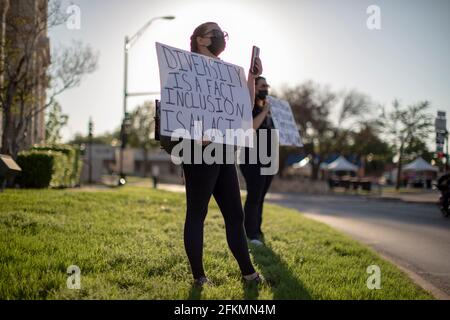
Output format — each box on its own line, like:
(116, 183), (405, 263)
(435, 111), (448, 173)
(119, 15), (175, 186)
(88, 117), (93, 184)
(446, 130), (449, 173)
(119, 36), (128, 183)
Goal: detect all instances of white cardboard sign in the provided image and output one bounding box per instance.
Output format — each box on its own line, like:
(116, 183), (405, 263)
(267, 96), (303, 147)
(155, 43), (253, 147)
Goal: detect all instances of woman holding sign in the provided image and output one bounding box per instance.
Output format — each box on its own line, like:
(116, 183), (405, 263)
(240, 76), (275, 246)
(182, 22), (264, 286)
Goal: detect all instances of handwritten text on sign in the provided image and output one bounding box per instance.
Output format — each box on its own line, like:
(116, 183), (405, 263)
(155, 43), (253, 147)
(267, 96), (303, 147)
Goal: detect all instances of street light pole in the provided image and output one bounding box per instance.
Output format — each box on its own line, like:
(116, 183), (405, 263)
(123, 36), (129, 118)
(119, 15), (175, 186)
(119, 36), (128, 184)
(119, 36), (129, 184)
(88, 117), (94, 184)
(446, 130), (449, 173)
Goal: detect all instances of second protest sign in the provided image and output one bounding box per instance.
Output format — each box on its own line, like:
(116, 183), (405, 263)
(267, 96), (303, 147)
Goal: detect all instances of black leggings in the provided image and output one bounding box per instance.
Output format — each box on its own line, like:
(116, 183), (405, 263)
(240, 164), (274, 239)
(182, 163), (256, 280)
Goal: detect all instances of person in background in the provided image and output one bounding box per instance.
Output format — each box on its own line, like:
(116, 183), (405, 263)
(240, 76), (275, 246)
(437, 172), (450, 214)
(151, 165), (160, 189)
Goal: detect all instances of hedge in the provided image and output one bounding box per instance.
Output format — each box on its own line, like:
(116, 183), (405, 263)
(31, 145), (82, 187)
(16, 145), (83, 189)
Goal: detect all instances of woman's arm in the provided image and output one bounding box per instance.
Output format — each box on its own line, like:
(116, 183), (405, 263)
(253, 106), (270, 130)
(247, 57), (263, 108)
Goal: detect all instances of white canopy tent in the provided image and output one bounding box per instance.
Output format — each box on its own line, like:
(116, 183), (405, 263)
(403, 157), (438, 172)
(326, 156), (358, 172)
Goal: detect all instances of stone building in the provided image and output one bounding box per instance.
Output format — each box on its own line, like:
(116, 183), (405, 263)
(0, 0), (50, 155)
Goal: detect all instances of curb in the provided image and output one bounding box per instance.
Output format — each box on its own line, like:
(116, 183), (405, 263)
(375, 251), (450, 300)
(365, 196), (436, 206)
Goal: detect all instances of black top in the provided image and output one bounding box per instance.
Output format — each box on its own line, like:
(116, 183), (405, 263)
(179, 104), (275, 165)
(253, 104), (275, 131)
(438, 173), (450, 186)
(241, 104), (275, 166)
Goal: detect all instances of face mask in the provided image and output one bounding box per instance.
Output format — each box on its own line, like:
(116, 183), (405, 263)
(207, 36), (226, 56)
(256, 90), (269, 100)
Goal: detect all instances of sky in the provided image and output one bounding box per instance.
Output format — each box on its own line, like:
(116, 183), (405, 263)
(48, 0), (450, 142)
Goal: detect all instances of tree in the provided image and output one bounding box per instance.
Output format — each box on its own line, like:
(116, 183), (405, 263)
(332, 90), (373, 154)
(0, 0), (98, 157)
(127, 101), (159, 176)
(403, 137), (433, 162)
(381, 100), (434, 189)
(68, 130), (121, 146)
(337, 90), (372, 128)
(349, 121), (393, 176)
(45, 100), (67, 144)
(278, 81), (336, 179)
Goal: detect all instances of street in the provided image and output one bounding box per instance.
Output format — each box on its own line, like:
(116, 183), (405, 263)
(266, 192), (450, 299)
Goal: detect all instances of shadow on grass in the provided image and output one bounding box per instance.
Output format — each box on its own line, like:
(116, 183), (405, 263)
(243, 280), (260, 300)
(188, 285), (203, 300)
(244, 242), (311, 300)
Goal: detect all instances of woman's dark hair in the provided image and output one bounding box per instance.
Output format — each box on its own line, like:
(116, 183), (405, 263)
(255, 76), (266, 85)
(190, 22), (217, 53)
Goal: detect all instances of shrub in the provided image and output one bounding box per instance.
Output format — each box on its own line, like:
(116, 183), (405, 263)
(16, 152), (56, 188)
(16, 145), (83, 189)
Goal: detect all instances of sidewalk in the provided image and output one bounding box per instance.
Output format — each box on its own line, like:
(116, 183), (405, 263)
(78, 179), (439, 206)
(370, 189), (439, 205)
(157, 183), (185, 193)
(156, 184), (439, 205)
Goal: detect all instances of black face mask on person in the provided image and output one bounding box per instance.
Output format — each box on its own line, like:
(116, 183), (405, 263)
(256, 90), (269, 100)
(207, 36), (226, 56)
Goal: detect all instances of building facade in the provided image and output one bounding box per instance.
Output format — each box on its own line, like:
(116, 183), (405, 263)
(0, 0), (49, 155)
(81, 144), (182, 184)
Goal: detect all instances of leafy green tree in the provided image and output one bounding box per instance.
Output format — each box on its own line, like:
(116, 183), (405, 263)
(45, 101), (68, 144)
(127, 101), (159, 176)
(381, 100), (434, 189)
(403, 137), (433, 162)
(68, 130), (120, 146)
(349, 121), (393, 175)
(278, 81), (336, 179)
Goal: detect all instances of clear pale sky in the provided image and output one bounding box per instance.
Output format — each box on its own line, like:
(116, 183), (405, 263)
(49, 0), (450, 141)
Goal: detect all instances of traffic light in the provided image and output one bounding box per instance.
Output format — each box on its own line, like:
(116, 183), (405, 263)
(124, 112), (132, 134)
(88, 118), (94, 137)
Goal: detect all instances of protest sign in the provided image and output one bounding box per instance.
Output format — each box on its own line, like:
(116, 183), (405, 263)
(155, 43), (253, 147)
(267, 96), (303, 147)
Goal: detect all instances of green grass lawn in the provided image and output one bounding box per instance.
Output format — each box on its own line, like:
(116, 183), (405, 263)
(382, 187), (425, 194)
(0, 187), (432, 300)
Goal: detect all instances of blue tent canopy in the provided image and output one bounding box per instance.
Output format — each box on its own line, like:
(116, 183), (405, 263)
(286, 154), (307, 166)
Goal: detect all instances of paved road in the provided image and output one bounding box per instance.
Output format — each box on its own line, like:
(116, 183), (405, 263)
(266, 193), (450, 299)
